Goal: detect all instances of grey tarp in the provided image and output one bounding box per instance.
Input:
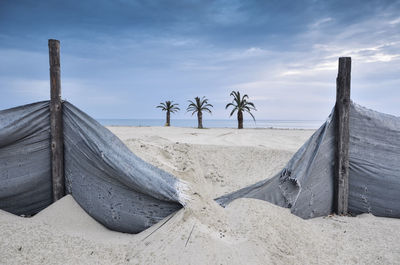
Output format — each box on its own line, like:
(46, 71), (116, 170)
(216, 102), (400, 219)
(0, 101), (188, 233)
(216, 109), (336, 218)
(1, 100), (400, 231)
(348, 103), (400, 217)
(0, 101), (52, 216)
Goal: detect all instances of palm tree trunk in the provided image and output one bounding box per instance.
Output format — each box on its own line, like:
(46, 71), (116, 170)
(238, 110), (243, 129)
(197, 111), (203, 129)
(166, 111), (170, 126)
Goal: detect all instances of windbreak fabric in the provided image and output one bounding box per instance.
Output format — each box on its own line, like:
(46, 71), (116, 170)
(217, 102), (400, 219)
(216, 110), (336, 218)
(1, 99), (400, 232)
(0, 101), (187, 233)
(63, 102), (184, 233)
(348, 103), (400, 217)
(0, 101), (52, 216)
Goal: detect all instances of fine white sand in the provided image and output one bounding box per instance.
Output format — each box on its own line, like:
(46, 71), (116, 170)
(1, 127), (399, 265)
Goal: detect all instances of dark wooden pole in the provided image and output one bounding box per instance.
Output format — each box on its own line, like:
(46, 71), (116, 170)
(334, 57), (351, 215)
(49, 39), (65, 201)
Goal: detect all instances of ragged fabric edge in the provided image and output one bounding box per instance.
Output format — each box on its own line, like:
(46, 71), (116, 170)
(175, 180), (192, 206)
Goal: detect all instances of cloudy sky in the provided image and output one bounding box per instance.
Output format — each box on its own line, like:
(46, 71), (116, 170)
(1, 0), (399, 120)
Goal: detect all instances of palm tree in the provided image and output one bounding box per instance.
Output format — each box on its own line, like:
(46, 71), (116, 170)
(156, 101), (180, 126)
(225, 91), (257, 129)
(186, 96), (213, 129)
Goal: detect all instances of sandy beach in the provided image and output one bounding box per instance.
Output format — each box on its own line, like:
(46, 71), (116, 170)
(1, 126), (399, 264)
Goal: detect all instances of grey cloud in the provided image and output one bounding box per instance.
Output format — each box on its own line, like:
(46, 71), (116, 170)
(0, 0), (399, 119)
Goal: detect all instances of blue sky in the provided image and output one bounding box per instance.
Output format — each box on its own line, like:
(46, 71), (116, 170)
(1, 0), (399, 120)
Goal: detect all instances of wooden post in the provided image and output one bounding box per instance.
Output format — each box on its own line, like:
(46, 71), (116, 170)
(335, 57), (351, 215)
(49, 39), (65, 201)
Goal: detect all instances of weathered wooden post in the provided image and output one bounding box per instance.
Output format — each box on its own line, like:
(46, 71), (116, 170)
(335, 57), (351, 215)
(49, 39), (64, 201)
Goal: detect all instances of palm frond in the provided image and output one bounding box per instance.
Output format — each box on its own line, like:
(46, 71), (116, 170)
(170, 105), (180, 113)
(244, 108), (256, 122)
(229, 106), (238, 117)
(225, 102), (235, 109)
(226, 90), (257, 125)
(203, 107), (212, 114)
(157, 101), (180, 113)
(202, 103), (213, 109)
(186, 105), (197, 112)
(199, 97), (209, 107)
(156, 103), (167, 110)
(186, 100), (197, 113)
(187, 96), (213, 115)
(246, 102), (256, 109)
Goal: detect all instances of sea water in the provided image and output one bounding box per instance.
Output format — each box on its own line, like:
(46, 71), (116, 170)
(97, 119), (323, 129)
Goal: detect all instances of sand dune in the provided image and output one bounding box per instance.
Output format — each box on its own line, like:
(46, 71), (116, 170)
(0, 127), (399, 264)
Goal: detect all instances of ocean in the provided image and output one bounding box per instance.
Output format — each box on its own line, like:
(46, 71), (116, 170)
(97, 119), (324, 129)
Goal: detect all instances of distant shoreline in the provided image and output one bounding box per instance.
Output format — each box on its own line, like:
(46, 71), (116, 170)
(98, 119), (324, 129)
(105, 125), (317, 131)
